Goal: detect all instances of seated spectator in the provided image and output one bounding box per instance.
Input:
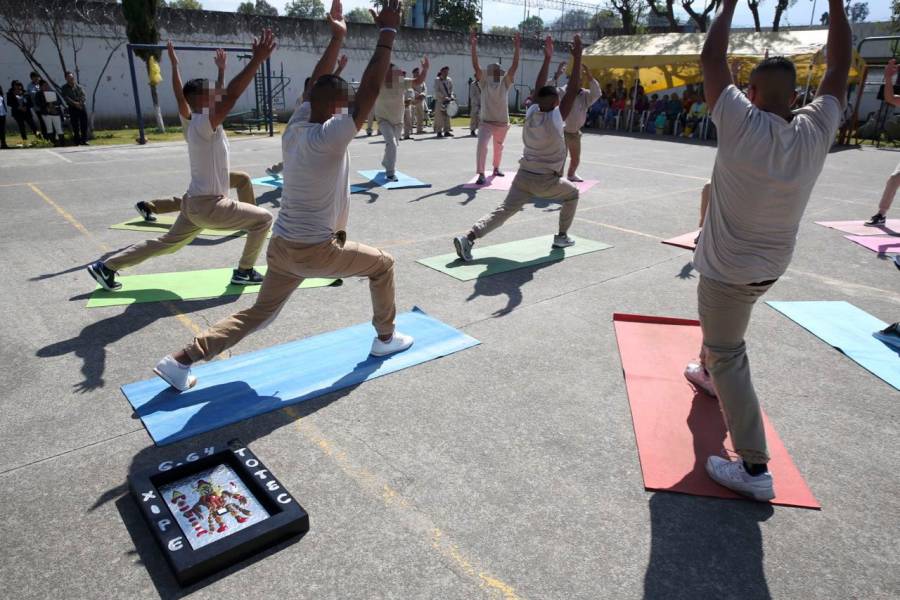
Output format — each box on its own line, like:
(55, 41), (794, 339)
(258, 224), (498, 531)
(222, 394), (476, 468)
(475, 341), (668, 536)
(605, 95), (626, 128)
(587, 95), (608, 127)
(682, 89), (696, 115)
(0, 86), (7, 149)
(634, 92), (649, 113)
(35, 80), (64, 146)
(615, 78), (626, 99)
(664, 92), (682, 133)
(645, 93), (662, 133)
(684, 93), (708, 137)
(7, 80), (38, 142)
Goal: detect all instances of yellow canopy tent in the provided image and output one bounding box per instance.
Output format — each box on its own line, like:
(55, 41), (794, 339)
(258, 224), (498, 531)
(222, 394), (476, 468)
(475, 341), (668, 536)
(582, 30), (865, 94)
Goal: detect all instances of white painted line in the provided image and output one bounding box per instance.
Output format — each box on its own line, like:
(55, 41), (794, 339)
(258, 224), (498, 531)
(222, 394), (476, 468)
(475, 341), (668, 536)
(44, 149), (72, 163)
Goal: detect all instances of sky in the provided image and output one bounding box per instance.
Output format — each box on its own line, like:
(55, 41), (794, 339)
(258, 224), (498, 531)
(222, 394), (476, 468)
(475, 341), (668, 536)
(201, 0), (892, 30)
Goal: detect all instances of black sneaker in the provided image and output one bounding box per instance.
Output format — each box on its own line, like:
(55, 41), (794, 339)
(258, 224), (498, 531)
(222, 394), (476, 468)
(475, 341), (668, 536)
(492, 168), (505, 177)
(87, 261), (121, 291)
(865, 213), (886, 226)
(436, 132), (444, 138)
(135, 201), (156, 222)
(446, 131), (454, 137)
(476, 173), (486, 185)
(874, 322), (900, 350)
(385, 173), (398, 182)
(231, 268), (264, 285)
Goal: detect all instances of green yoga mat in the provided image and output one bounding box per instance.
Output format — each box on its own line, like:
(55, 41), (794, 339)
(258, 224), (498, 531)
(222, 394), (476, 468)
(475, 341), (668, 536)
(417, 235), (612, 281)
(87, 266), (339, 307)
(109, 215), (272, 239)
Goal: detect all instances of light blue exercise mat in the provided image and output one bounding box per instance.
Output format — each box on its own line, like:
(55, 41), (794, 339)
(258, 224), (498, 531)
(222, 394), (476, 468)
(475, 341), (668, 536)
(122, 307), (480, 445)
(767, 301), (899, 391)
(251, 176), (282, 188)
(352, 170), (431, 192)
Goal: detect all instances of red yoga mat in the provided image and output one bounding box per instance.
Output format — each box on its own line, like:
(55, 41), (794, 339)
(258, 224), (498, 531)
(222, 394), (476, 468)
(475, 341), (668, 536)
(613, 313), (820, 509)
(661, 230), (700, 250)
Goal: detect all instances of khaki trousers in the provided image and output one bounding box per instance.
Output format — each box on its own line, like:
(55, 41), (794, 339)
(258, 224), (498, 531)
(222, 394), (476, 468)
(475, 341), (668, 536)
(476, 122), (509, 174)
(414, 101), (426, 133)
(433, 105), (451, 134)
(470, 107), (480, 133)
(146, 171), (257, 213)
(106, 194), (272, 272)
(697, 275), (775, 465)
(878, 162), (900, 215)
(379, 119), (401, 175)
(403, 105), (414, 137)
(563, 131), (581, 176)
(184, 235), (396, 362)
(471, 170), (579, 239)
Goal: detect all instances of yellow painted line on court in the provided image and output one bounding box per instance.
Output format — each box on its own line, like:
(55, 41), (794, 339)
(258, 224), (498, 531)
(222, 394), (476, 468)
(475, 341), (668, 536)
(285, 407), (524, 600)
(574, 215), (664, 240)
(581, 159), (710, 182)
(27, 182), (201, 336)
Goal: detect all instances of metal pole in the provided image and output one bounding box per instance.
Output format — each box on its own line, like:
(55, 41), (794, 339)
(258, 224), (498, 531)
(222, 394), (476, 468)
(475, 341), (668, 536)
(126, 45), (147, 145)
(629, 67), (639, 130)
(809, 0), (817, 27)
(265, 57), (274, 136)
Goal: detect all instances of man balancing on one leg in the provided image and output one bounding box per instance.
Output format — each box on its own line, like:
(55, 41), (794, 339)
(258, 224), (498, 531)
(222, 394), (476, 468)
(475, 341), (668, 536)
(153, 0), (413, 392)
(555, 62), (600, 182)
(89, 35), (276, 291)
(470, 31), (520, 185)
(683, 0), (851, 501)
(453, 34), (583, 261)
(866, 58), (899, 227)
(136, 46), (259, 222)
(373, 57), (429, 181)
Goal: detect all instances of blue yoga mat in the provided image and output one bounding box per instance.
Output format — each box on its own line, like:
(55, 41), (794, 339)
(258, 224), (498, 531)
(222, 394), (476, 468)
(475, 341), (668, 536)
(251, 176), (282, 188)
(767, 301), (900, 391)
(352, 170), (431, 193)
(122, 308), (480, 445)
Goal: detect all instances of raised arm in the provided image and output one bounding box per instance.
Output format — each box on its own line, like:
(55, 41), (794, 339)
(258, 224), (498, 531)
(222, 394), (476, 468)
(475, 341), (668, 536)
(310, 0), (347, 92)
(352, 0), (401, 129)
(884, 60), (899, 108)
(534, 35), (553, 91)
(214, 48), (226, 90)
(470, 32), (482, 81)
(334, 54), (348, 78)
(559, 35), (582, 120)
(412, 56), (429, 86)
(505, 33), (521, 84)
(585, 65), (601, 101)
(553, 61), (566, 85)
(816, 0), (852, 107)
(211, 29), (276, 128)
(700, 0), (737, 111)
(167, 41), (191, 120)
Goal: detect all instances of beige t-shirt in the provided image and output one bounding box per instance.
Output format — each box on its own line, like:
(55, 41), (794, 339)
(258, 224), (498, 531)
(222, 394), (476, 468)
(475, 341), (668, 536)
(374, 77), (414, 125)
(478, 74), (511, 124)
(519, 104), (566, 176)
(694, 85), (842, 284)
(559, 78), (602, 133)
(274, 102), (359, 243)
(185, 111), (230, 198)
(412, 81), (427, 103)
(434, 76), (453, 102)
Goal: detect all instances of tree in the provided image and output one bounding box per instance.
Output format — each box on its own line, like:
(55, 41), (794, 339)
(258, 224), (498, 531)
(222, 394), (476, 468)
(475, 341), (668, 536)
(346, 6), (374, 22)
(847, 1), (868, 23)
(747, 0), (762, 31)
(519, 15), (544, 37)
(122, 0), (166, 133)
(550, 9), (593, 32)
(772, 0), (797, 32)
(646, 0), (679, 31)
(894, 0), (900, 30)
(433, 0), (480, 32)
(285, 0), (325, 18)
(168, 0), (203, 8)
(820, 11), (830, 25)
(590, 8), (622, 29)
(681, 0), (719, 32)
(607, 0), (645, 34)
(237, 0), (278, 15)
(489, 25), (518, 36)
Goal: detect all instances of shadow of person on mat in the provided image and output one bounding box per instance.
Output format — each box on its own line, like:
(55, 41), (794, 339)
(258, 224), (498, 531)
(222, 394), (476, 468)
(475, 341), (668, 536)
(676, 262), (695, 280)
(255, 187), (282, 208)
(29, 247), (131, 281)
(644, 392), (774, 599)
(91, 359), (382, 598)
(35, 296), (240, 394)
(464, 259), (559, 317)
(411, 185), (477, 205)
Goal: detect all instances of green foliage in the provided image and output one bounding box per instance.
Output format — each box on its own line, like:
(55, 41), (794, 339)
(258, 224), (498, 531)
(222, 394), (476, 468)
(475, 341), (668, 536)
(433, 0), (481, 32)
(168, 0), (203, 8)
(121, 0), (161, 63)
(894, 0), (900, 30)
(591, 8), (622, 29)
(518, 15), (544, 37)
(346, 6), (375, 23)
(549, 9), (592, 31)
(846, 1), (868, 23)
(488, 25), (519, 36)
(237, 0), (278, 16)
(285, 0), (325, 19)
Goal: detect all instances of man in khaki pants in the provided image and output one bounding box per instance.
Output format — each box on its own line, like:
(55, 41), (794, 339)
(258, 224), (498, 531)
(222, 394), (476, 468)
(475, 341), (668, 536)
(153, 0), (414, 392)
(411, 68), (427, 134)
(553, 62), (600, 182)
(135, 171), (258, 221)
(89, 37), (275, 291)
(470, 31), (520, 184)
(683, 0), (850, 501)
(433, 66), (454, 137)
(374, 59), (429, 180)
(454, 35), (583, 259)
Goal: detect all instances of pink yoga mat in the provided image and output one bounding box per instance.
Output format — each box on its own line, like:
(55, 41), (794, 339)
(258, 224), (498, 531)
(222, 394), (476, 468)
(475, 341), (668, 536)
(613, 313), (820, 509)
(662, 230), (700, 250)
(462, 173), (600, 194)
(815, 220), (900, 236)
(844, 235), (900, 254)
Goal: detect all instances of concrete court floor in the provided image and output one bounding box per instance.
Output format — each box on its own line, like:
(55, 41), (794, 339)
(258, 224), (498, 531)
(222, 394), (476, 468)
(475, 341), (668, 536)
(0, 126), (898, 600)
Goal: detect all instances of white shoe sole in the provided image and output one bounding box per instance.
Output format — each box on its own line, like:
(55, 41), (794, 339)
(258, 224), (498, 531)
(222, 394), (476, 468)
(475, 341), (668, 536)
(370, 339), (414, 357)
(705, 460), (775, 502)
(454, 237), (473, 262)
(153, 367), (197, 392)
(87, 265), (121, 292)
(552, 241), (575, 249)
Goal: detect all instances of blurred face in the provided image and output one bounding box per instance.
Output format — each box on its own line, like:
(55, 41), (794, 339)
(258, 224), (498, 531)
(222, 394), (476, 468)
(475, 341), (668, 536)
(747, 71), (797, 110)
(65, 73), (75, 85)
(537, 91), (559, 112)
(439, 67), (449, 79)
(487, 63), (505, 82)
(31, 75), (39, 83)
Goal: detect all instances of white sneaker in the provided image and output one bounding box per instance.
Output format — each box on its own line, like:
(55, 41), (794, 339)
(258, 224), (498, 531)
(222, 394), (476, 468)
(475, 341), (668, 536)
(552, 234), (576, 248)
(153, 355), (197, 392)
(684, 362), (717, 397)
(370, 332), (414, 357)
(567, 174), (583, 182)
(454, 235), (474, 262)
(706, 455), (775, 501)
